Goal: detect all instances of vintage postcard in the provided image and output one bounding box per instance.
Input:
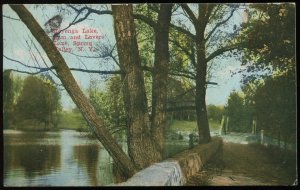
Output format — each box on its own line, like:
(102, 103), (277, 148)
(2, 3), (297, 186)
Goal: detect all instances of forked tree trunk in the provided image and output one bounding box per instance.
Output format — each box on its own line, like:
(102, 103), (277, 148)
(181, 4), (214, 144)
(10, 5), (137, 179)
(112, 5), (161, 169)
(151, 4), (173, 158)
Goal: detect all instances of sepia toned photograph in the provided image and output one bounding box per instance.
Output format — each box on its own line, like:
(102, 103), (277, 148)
(2, 3), (297, 186)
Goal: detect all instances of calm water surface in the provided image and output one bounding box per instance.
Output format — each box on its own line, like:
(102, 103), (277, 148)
(4, 130), (116, 186)
(3, 129), (188, 186)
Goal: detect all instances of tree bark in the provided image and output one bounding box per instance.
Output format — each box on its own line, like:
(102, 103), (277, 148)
(112, 5), (161, 169)
(151, 4), (173, 158)
(10, 5), (137, 179)
(195, 43), (211, 143)
(195, 19), (211, 144)
(278, 131), (281, 147)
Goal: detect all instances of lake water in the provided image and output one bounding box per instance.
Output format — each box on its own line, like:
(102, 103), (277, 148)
(3, 129), (189, 187)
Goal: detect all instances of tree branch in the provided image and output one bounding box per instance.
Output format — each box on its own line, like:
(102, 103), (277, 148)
(4, 55), (123, 75)
(27, 36), (58, 77)
(181, 4), (198, 25)
(4, 55), (43, 69)
(55, 5), (112, 38)
(133, 13), (158, 31)
(66, 4), (162, 38)
(10, 68), (50, 75)
(169, 38), (192, 57)
(25, 39), (45, 71)
(170, 23), (196, 40)
(205, 7), (236, 41)
(3, 14), (21, 21)
(207, 81), (218, 85)
(206, 41), (247, 62)
(168, 87), (196, 101)
(142, 65), (153, 73)
(67, 51), (108, 59)
(168, 70), (195, 79)
(66, 4), (195, 42)
(70, 68), (123, 74)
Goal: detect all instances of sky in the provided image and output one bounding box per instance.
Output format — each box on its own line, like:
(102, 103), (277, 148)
(3, 4), (246, 110)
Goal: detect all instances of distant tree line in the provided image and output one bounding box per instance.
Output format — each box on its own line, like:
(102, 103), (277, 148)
(224, 70), (296, 147)
(222, 3), (296, 150)
(3, 71), (61, 130)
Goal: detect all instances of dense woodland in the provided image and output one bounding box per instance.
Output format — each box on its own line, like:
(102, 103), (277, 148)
(3, 3), (295, 181)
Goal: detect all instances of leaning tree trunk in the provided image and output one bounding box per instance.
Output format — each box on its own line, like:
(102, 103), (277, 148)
(151, 4), (173, 159)
(10, 5), (137, 179)
(112, 5), (161, 170)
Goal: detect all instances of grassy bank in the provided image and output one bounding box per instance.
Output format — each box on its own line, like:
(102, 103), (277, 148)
(9, 114), (220, 133)
(168, 119), (221, 133)
(57, 111), (89, 131)
(7, 111), (89, 132)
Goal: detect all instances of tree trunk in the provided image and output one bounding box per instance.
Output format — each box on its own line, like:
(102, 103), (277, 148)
(195, 39), (211, 143)
(10, 5), (137, 179)
(193, 5), (213, 144)
(278, 131), (281, 148)
(151, 4), (173, 158)
(112, 5), (161, 169)
(283, 135), (287, 162)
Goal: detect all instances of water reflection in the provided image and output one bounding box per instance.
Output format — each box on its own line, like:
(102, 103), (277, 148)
(3, 130), (114, 186)
(4, 144), (61, 178)
(73, 145), (99, 186)
(3, 130), (188, 186)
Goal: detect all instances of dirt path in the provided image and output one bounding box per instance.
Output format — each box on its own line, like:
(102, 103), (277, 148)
(186, 142), (297, 186)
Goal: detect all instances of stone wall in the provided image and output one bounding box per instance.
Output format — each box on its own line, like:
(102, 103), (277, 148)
(170, 137), (223, 180)
(111, 137), (223, 186)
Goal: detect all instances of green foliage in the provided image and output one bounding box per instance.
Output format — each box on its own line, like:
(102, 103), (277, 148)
(11, 74), (24, 104)
(14, 75), (61, 130)
(134, 4), (156, 67)
(237, 3), (296, 144)
(240, 3), (295, 84)
(88, 76), (126, 132)
(169, 120), (197, 132)
(168, 119), (220, 133)
(57, 110), (88, 131)
(238, 68), (296, 144)
(225, 90), (252, 133)
(167, 77), (196, 121)
(3, 70), (14, 129)
(3, 72), (25, 129)
(169, 27), (194, 72)
(207, 104), (224, 122)
(253, 70), (296, 142)
(209, 120), (222, 131)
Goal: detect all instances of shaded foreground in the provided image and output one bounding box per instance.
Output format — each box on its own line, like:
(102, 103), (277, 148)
(186, 142), (297, 186)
